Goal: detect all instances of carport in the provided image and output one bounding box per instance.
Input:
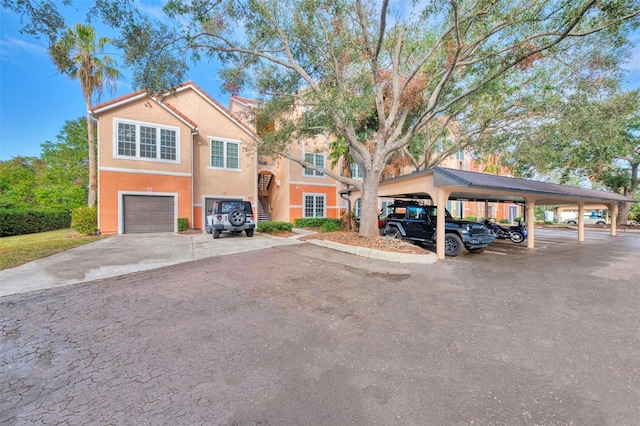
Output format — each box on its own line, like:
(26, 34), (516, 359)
(346, 167), (635, 260)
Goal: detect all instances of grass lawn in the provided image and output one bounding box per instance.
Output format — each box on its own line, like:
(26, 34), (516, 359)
(0, 229), (103, 271)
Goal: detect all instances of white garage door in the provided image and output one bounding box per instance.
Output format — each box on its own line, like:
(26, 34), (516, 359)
(123, 195), (175, 233)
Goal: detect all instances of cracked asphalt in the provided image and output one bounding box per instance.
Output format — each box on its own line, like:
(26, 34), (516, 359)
(1, 231), (638, 425)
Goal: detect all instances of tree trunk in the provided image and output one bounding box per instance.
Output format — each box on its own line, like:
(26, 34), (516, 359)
(358, 171), (384, 238)
(86, 108), (97, 208)
(617, 201), (632, 225)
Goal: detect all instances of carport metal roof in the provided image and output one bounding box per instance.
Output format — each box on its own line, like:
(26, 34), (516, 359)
(375, 167), (634, 205)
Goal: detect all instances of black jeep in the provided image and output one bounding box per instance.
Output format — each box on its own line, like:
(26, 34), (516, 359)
(381, 200), (494, 256)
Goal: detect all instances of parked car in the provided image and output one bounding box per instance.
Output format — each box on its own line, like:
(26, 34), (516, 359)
(563, 214), (607, 225)
(380, 200), (495, 256)
(205, 200), (255, 238)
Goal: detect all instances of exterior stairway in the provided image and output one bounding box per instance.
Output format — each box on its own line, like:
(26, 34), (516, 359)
(257, 197), (270, 222)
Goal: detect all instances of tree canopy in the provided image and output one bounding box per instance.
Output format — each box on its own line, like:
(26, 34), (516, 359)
(0, 118), (89, 210)
(124, 0), (639, 236)
(4, 0), (640, 232)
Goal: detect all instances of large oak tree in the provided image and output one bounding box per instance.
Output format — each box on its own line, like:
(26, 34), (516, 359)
(5, 0), (639, 235)
(123, 0), (639, 237)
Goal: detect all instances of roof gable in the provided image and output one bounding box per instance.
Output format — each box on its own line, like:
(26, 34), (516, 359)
(91, 81), (260, 140)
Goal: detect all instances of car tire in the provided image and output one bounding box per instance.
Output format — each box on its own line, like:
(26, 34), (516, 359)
(596, 221), (605, 225)
(566, 220), (577, 225)
(213, 229), (220, 239)
(229, 210), (246, 226)
(246, 229), (254, 237)
(444, 233), (464, 257)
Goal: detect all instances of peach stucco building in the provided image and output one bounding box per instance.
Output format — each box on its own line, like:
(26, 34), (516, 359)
(92, 82), (343, 234)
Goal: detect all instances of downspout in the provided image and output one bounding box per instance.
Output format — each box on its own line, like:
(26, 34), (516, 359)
(340, 191), (352, 213)
(191, 127), (199, 230)
(90, 111), (101, 234)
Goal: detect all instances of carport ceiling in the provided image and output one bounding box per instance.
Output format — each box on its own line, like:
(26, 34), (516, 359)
(377, 167), (635, 205)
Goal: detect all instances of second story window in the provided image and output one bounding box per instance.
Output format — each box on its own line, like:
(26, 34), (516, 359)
(116, 120), (179, 162)
(350, 163), (363, 179)
(456, 150), (465, 161)
(210, 138), (240, 170)
(304, 152), (325, 177)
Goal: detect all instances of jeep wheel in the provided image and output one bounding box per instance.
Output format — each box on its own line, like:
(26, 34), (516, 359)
(385, 226), (401, 238)
(229, 210), (246, 226)
(213, 229), (220, 239)
(595, 221), (605, 225)
(444, 233), (464, 257)
(246, 229), (254, 237)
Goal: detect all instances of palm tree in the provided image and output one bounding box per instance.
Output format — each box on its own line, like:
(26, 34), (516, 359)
(49, 23), (122, 208)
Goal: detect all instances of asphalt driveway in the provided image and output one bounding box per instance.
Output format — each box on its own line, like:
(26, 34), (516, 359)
(1, 230), (638, 424)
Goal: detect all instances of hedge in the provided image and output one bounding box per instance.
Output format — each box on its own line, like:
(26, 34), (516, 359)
(0, 208), (72, 237)
(293, 218), (343, 228)
(257, 221), (293, 233)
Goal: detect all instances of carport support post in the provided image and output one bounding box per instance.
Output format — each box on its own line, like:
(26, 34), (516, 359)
(525, 198), (536, 249)
(436, 188), (452, 260)
(610, 203), (618, 236)
(578, 202), (585, 242)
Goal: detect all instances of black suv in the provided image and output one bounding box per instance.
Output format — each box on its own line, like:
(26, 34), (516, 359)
(205, 200), (255, 239)
(381, 200), (495, 256)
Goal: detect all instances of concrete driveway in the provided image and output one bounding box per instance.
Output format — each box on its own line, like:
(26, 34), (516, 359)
(1, 230), (638, 424)
(0, 232), (307, 297)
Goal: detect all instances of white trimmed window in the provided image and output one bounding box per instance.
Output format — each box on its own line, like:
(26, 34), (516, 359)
(304, 152), (325, 177)
(350, 163), (363, 179)
(210, 138), (240, 170)
(115, 120), (178, 162)
(456, 150), (465, 161)
(380, 200), (393, 217)
(304, 194), (325, 217)
(355, 199), (361, 217)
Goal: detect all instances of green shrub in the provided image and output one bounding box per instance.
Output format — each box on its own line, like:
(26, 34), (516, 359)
(177, 217), (189, 232)
(257, 221), (293, 233)
(0, 208), (71, 237)
(71, 207), (98, 235)
(499, 219), (510, 224)
(319, 221), (340, 233)
(293, 217), (343, 229)
(464, 216), (477, 222)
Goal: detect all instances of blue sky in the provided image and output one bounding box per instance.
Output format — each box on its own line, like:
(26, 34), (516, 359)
(1, 4), (639, 161)
(0, 2), (229, 161)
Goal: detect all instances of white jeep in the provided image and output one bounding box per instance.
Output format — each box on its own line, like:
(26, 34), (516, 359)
(205, 200), (255, 239)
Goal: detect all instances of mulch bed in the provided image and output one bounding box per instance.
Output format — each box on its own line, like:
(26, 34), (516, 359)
(300, 231), (430, 255)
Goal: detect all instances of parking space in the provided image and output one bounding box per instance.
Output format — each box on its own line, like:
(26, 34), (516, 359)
(483, 227), (624, 256)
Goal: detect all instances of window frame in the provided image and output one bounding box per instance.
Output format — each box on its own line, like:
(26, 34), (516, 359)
(208, 137), (241, 171)
(303, 151), (325, 178)
(113, 118), (180, 163)
(350, 163), (363, 179)
(303, 193), (326, 218)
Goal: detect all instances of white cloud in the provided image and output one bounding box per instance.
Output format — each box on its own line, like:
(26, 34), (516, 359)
(0, 36), (47, 64)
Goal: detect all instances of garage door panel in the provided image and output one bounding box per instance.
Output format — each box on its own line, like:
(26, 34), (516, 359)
(123, 195), (174, 234)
